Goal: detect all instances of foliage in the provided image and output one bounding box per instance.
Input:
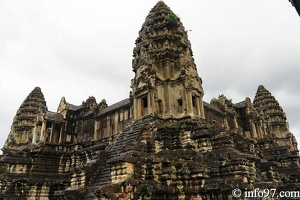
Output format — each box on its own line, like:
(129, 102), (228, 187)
(165, 13), (179, 28)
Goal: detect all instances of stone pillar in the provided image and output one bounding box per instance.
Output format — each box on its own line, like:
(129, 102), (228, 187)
(148, 92), (153, 114)
(255, 123), (263, 139)
(224, 117), (229, 130)
(151, 90), (156, 114)
(49, 123), (54, 143)
(130, 106), (133, 120)
(196, 96), (201, 116)
(182, 88), (187, 115)
(186, 91), (193, 115)
(40, 120), (46, 143)
(32, 124), (37, 144)
(199, 96), (205, 118)
(233, 116), (239, 129)
(249, 120), (258, 139)
(94, 121), (98, 140)
(133, 97), (139, 119)
(59, 124), (63, 144)
(164, 85), (170, 116)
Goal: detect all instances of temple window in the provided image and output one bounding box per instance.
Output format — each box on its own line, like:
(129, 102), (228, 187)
(158, 99), (163, 113)
(141, 95), (148, 116)
(192, 96), (198, 115)
(178, 99), (183, 113)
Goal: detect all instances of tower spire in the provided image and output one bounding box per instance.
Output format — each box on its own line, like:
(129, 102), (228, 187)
(3, 87), (47, 150)
(253, 85), (289, 136)
(131, 1), (204, 119)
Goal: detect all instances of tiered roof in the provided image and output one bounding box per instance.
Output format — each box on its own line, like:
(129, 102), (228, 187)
(132, 1), (199, 81)
(4, 87), (47, 149)
(253, 85), (287, 127)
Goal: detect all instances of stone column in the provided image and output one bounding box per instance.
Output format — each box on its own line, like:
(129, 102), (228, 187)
(186, 90), (193, 115)
(59, 124), (63, 144)
(199, 96), (205, 118)
(249, 120), (258, 139)
(147, 92), (152, 114)
(151, 90), (156, 114)
(233, 116), (239, 129)
(196, 96), (201, 116)
(182, 88), (188, 115)
(164, 85), (170, 116)
(49, 123), (54, 143)
(133, 97), (139, 119)
(255, 123), (263, 139)
(94, 121), (98, 140)
(224, 117), (229, 130)
(32, 124), (37, 144)
(40, 120), (46, 143)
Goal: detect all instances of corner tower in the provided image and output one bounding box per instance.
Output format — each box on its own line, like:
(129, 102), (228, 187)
(3, 87), (47, 151)
(131, 1), (204, 119)
(253, 85), (289, 133)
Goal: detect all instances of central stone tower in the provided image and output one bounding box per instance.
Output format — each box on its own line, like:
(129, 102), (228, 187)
(131, 1), (204, 119)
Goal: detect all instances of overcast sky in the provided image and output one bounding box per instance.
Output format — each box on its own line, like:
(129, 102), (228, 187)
(0, 0), (299, 153)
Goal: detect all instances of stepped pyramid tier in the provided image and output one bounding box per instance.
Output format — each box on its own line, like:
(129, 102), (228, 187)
(1, 2), (300, 199)
(3, 87), (47, 151)
(253, 85), (298, 150)
(131, 1), (204, 119)
(254, 85), (288, 130)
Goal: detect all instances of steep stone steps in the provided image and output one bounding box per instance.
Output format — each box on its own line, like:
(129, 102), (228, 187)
(107, 119), (144, 161)
(81, 119), (144, 199)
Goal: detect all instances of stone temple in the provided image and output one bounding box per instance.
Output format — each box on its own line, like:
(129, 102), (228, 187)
(1, 1), (300, 199)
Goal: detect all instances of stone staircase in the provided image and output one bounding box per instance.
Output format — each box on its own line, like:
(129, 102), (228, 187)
(107, 119), (144, 162)
(82, 119), (144, 199)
